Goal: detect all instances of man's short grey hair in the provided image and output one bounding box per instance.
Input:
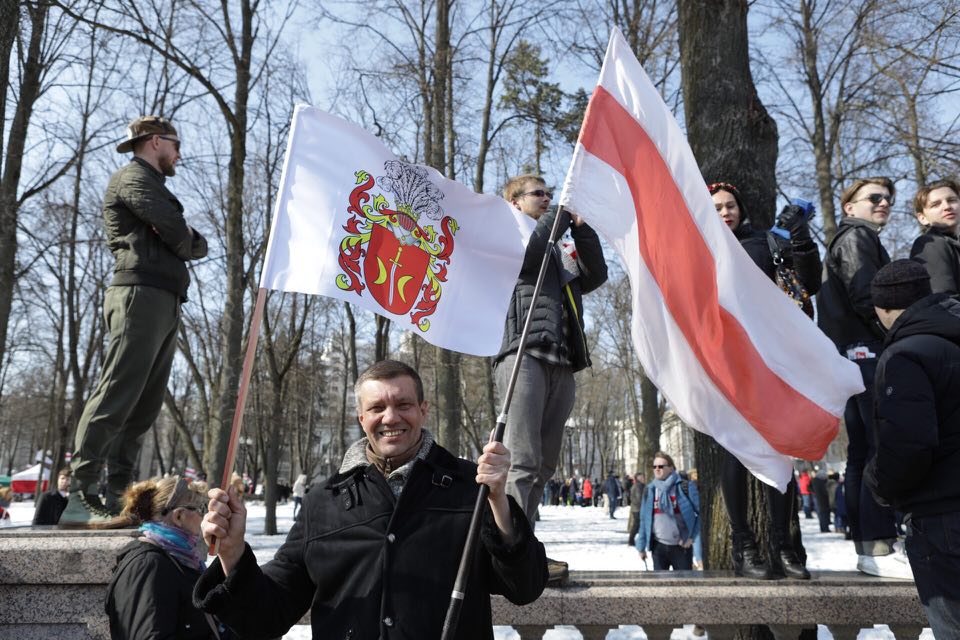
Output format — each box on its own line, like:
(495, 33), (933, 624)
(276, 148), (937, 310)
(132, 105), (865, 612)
(354, 360), (425, 407)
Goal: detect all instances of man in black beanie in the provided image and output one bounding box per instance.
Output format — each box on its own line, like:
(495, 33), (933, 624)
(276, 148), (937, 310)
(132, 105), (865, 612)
(865, 259), (960, 638)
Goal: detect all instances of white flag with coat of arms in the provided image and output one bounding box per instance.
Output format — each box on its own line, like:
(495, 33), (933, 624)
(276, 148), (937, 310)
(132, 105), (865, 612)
(260, 105), (535, 356)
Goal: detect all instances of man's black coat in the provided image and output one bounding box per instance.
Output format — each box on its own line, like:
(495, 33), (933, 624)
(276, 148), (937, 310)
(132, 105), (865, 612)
(194, 443), (547, 639)
(817, 216), (890, 349)
(911, 226), (960, 298)
(865, 294), (960, 518)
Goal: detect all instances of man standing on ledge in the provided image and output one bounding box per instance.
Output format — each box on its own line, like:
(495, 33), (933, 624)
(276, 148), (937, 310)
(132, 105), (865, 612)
(195, 360), (546, 639)
(60, 116), (207, 527)
(497, 175), (607, 580)
(816, 177), (904, 578)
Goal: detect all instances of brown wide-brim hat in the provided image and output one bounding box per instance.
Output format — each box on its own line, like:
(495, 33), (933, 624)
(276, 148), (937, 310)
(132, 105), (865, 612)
(116, 115), (178, 153)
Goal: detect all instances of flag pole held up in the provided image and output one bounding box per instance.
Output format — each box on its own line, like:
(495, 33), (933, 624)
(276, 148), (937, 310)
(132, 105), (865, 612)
(210, 286), (268, 556)
(440, 204), (569, 640)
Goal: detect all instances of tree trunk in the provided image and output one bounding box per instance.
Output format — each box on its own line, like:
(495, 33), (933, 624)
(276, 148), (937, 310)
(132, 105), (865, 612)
(679, 0), (778, 228)
(639, 370), (660, 465)
(207, 1), (254, 490)
(0, 2), (46, 383)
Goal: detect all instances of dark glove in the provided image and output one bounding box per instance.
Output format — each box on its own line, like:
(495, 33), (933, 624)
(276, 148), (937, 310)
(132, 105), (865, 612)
(777, 204), (814, 246)
(776, 204), (809, 234)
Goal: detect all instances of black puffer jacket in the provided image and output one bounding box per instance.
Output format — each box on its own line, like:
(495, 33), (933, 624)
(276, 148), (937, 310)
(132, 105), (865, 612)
(864, 294), (960, 518)
(910, 226), (960, 297)
(103, 157), (208, 301)
(733, 221), (821, 295)
(194, 443), (547, 640)
(107, 540), (219, 640)
(816, 217), (890, 349)
(497, 208), (607, 372)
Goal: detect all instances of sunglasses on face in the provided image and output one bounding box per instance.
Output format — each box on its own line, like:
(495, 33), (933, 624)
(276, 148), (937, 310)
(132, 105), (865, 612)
(158, 135), (181, 152)
(174, 505), (205, 515)
(652, 464), (668, 470)
(521, 189), (552, 199)
(855, 193), (894, 206)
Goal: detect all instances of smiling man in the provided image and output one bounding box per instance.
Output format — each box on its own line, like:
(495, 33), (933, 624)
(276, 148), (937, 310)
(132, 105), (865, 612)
(910, 179), (960, 298)
(194, 360), (547, 639)
(817, 177), (905, 578)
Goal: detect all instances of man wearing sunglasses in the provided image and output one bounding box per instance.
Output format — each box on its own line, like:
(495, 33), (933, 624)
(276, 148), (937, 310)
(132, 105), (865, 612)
(60, 116), (208, 528)
(496, 175), (608, 583)
(817, 177), (905, 578)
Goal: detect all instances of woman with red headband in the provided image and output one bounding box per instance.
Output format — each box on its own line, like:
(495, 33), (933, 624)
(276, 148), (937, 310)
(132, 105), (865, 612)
(708, 182), (821, 580)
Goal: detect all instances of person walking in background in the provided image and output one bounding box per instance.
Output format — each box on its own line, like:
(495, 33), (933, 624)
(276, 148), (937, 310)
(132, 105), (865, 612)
(910, 179), (960, 297)
(812, 467), (832, 534)
(292, 474), (307, 520)
(798, 470), (813, 519)
(33, 469), (71, 526)
(865, 259), (960, 635)
(636, 452), (699, 571)
(582, 477), (593, 508)
(560, 478), (571, 506)
(834, 475), (850, 538)
(604, 472), (621, 519)
(628, 473), (645, 547)
(60, 116), (208, 527)
(817, 177), (901, 578)
(826, 471), (839, 531)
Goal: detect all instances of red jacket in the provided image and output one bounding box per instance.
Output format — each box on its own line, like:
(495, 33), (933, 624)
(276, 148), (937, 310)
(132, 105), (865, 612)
(798, 472), (812, 495)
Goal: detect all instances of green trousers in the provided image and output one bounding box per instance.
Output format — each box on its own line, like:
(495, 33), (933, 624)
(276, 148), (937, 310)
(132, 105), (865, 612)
(70, 285), (180, 504)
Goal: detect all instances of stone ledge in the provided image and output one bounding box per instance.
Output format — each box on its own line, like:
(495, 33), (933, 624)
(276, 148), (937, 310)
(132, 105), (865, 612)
(0, 531), (928, 640)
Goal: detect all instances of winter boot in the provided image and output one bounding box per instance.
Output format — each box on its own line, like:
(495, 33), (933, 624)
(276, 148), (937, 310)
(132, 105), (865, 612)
(58, 491), (129, 529)
(769, 528), (811, 579)
(732, 533), (773, 579)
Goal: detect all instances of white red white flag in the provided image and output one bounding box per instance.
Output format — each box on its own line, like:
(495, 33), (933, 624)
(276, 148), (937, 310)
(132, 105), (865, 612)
(559, 30), (864, 490)
(260, 105), (534, 356)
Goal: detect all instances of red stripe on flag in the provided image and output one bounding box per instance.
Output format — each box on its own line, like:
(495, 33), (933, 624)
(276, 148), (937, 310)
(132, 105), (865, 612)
(578, 86), (836, 460)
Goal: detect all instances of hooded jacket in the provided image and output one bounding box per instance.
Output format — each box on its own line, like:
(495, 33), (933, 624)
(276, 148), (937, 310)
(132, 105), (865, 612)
(910, 226), (960, 298)
(103, 158), (208, 301)
(864, 294), (960, 518)
(817, 216), (890, 349)
(497, 208), (607, 372)
(193, 442), (547, 640)
(106, 539), (219, 640)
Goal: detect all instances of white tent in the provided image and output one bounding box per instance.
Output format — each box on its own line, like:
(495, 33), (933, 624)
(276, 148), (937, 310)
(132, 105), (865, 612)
(11, 464), (49, 494)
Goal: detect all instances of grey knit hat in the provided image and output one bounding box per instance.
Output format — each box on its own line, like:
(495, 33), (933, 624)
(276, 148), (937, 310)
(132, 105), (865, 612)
(871, 259), (931, 310)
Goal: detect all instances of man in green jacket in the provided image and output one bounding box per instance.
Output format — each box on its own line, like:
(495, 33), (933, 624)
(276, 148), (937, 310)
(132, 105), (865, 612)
(60, 116), (208, 527)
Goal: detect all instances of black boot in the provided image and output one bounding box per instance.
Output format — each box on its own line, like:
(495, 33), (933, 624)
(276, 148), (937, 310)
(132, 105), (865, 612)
(732, 533), (773, 579)
(770, 534), (811, 580)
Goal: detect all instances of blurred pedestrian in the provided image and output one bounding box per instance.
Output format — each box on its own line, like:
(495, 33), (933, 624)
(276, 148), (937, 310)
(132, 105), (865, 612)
(33, 468), (71, 525)
(604, 472), (621, 519)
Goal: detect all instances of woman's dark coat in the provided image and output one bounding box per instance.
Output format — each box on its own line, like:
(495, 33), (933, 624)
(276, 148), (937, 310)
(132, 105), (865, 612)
(106, 539), (216, 640)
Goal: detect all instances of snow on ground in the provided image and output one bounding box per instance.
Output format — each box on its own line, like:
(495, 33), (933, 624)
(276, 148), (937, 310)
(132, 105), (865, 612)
(2, 500), (933, 639)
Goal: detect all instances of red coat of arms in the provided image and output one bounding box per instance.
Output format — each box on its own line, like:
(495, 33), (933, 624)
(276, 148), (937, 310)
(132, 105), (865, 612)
(336, 161), (458, 331)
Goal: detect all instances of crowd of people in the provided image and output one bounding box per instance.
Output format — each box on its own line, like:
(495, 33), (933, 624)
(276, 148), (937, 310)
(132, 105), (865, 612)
(10, 112), (959, 638)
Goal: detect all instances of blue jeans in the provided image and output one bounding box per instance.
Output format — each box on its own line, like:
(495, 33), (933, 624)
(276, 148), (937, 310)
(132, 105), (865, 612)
(652, 540), (693, 571)
(844, 357), (898, 555)
(906, 512), (960, 640)
(801, 494), (813, 518)
(497, 354), (576, 531)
